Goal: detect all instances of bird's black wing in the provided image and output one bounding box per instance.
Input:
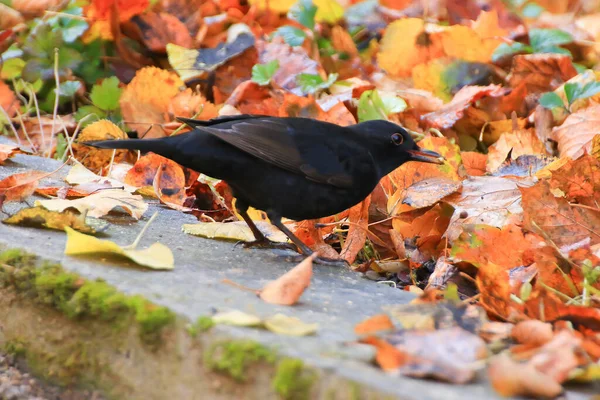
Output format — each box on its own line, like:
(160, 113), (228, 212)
(177, 115), (269, 127)
(197, 118), (358, 188)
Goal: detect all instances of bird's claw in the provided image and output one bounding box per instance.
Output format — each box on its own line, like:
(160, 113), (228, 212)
(241, 239), (298, 252)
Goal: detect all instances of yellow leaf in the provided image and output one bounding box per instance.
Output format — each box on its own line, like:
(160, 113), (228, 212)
(212, 310), (263, 327)
(182, 221), (287, 243)
(247, 0), (296, 13)
(36, 189), (148, 219)
(264, 313), (318, 336)
(314, 0), (344, 23)
(64, 227), (174, 270)
(3, 206), (106, 234)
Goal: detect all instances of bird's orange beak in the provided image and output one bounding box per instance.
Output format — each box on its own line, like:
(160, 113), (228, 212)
(407, 148), (445, 165)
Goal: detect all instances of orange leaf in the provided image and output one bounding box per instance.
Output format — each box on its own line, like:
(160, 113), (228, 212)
(549, 154), (600, 207)
(0, 171), (49, 206)
(476, 262), (514, 319)
(511, 320), (554, 346)
(487, 129), (547, 173)
(0, 144), (19, 164)
(354, 314), (394, 336)
(507, 53), (577, 93)
(86, 0), (149, 22)
(340, 196), (371, 264)
(125, 153), (186, 203)
(488, 353), (563, 398)
(551, 103), (600, 159)
(259, 253), (315, 306)
(461, 151), (487, 176)
(0, 80), (17, 118)
(361, 336), (409, 371)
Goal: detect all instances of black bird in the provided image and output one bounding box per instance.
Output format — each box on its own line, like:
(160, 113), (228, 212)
(89, 115), (444, 263)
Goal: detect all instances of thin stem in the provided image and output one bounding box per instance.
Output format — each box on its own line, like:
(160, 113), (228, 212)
(49, 48), (60, 158)
(0, 105), (21, 146)
(128, 211), (159, 249)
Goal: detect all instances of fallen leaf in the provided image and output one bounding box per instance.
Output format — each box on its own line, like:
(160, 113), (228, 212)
(476, 262), (514, 319)
(119, 66), (184, 138)
(182, 221), (288, 243)
(460, 152), (487, 176)
(443, 176), (530, 242)
(36, 189), (148, 219)
(384, 327), (487, 383)
(487, 129), (547, 173)
(73, 119), (130, 173)
(125, 152), (186, 204)
(259, 253), (315, 306)
(264, 313), (318, 336)
(340, 196), (371, 264)
(212, 310), (262, 327)
(354, 314), (395, 336)
(0, 80), (18, 119)
(506, 53), (577, 94)
(0, 170), (49, 207)
(3, 206), (107, 234)
(493, 155), (555, 178)
(488, 353), (564, 398)
(0, 144), (19, 164)
(552, 103), (600, 159)
(66, 163), (137, 192)
(64, 226), (174, 270)
(402, 177), (462, 209)
(511, 320), (554, 346)
(521, 180), (600, 252)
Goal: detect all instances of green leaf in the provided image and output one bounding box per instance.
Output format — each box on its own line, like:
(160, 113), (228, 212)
(90, 77), (122, 111)
(251, 60), (279, 86)
(273, 26), (307, 47)
(289, 0), (317, 30)
(0, 58), (25, 79)
(539, 92), (565, 109)
(54, 133), (68, 160)
(296, 73), (337, 94)
(529, 28), (573, 53)
(74, 105), (106, 126)
(23, 24), (63, 59)
(380, 93), (407, 114)
(522, 2), (544, 18)
(563, 82), (578, 105)
(59, 7), (89, 43)
(576, 81), (600, 99)
(491, 42), (531, 62)
(58, 80), (81, 98)
(357, 90), (387, 122)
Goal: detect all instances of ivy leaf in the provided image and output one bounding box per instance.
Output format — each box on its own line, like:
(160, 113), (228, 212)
(289, 0), (317, 30)
(90, 77), (122, 111)
(296, 73), (337, 94)
(251, 60), (279, 86)
(539, 92), (565, 110)
(529, 28), (573, 53)
(273, 26), (307, 47)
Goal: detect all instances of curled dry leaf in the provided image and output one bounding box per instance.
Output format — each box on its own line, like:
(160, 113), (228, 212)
(487, 129), (547, 173)
(259, 253), (315, 306)
(73, 119), (130, 173)
(443, 176), (530, 242)
(124, 152), (186, 204)
(511, 320), (554, 347)
(0, 144), (19, 164)
(421, 85), (506, 130)
(66, 163), (137, 192)
(552, 103), (600, 159)
(383, 327), (487, 384)
(489, 353), (563, 398)
(64, 227), (174, 270)
(339, 196), (371, 265)
(36, 189), (148, 220)
(0, 170), (49, 206)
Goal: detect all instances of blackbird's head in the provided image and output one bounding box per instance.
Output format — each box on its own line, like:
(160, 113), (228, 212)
(350, 120), (444, 176)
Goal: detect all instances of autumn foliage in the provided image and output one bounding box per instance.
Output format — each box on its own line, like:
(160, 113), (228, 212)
(1, 0), (600, 396)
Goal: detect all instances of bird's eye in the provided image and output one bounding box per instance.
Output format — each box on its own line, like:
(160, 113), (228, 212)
(391, 132), (404, 145)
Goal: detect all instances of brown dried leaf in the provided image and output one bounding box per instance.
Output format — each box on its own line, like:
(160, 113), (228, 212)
(0, 170), (48, 206)
(259, 254), (315, 306)
(0, 144), (19, 164)
(551, 103), (600, 159)
(507, 54), (577, 94)
(487, 129), (547, 173)
(340, 196), (371, 264)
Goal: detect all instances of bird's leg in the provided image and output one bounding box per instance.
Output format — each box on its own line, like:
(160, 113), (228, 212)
(270, 217), (349, 267)
(236, 202), (296, 251)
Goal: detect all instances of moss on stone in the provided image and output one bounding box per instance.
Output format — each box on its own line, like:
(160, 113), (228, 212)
(188, 316), (215, 336)
(0, 248), (175, 345)
(272, 358), (316, 400)
(205, 339), (276, 382)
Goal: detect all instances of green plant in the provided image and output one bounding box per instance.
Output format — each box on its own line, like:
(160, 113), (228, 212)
(492, 28), (573, 61)
(539, 81), (600, 112)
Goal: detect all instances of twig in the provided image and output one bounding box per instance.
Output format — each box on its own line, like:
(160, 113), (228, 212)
(127, 211), (159, 249)
(49, 48), (60, 158)
(0, 105), (21, 146)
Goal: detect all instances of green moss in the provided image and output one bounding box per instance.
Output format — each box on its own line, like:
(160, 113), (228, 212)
(188, 316), (215, 336)
(205, 340), (276, 382)
(272, 358), (316, 400)
(349, 381), (361, 400)
(0, 248), (175, 345)
(3, 339), (26, 357)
